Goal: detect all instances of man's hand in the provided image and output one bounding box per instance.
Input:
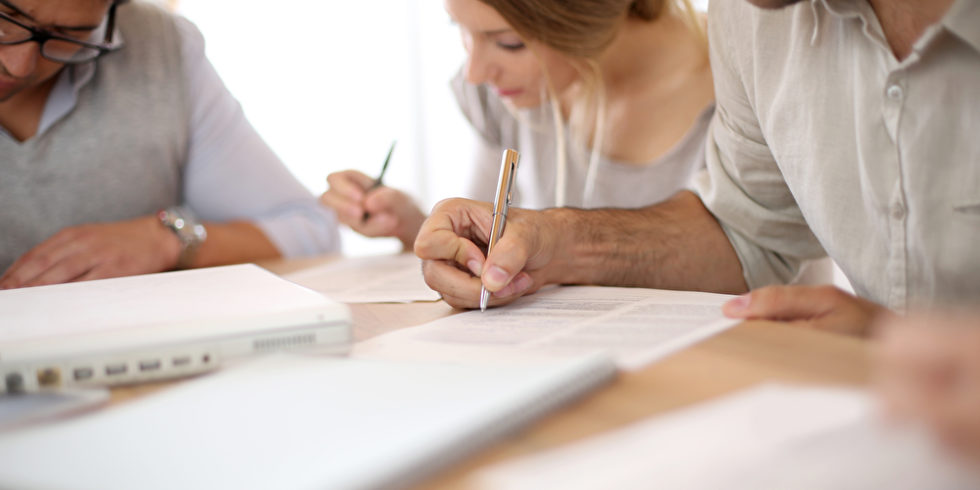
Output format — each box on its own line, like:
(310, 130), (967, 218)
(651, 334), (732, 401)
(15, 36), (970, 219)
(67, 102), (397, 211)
(875, 313), (980, 467)
(0, 216), (180, 289)
(321, 170), (426, 250)
(416, 191), (749, 309)
(722, 285), (888, 336)
(414, 198), (562, 309)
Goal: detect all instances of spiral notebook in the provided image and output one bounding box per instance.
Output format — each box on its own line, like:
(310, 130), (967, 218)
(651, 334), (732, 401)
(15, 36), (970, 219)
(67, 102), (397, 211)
(0, 353), (616, 489)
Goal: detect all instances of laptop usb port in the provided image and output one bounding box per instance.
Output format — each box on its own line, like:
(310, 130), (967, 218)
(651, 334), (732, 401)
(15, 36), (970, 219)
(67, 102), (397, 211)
(74, 367), (94, 381)
(105, 364), (128, 376)
(4, 373), (24, 394)
(139, 360), (161, 372)
(172, 356), (191, 367)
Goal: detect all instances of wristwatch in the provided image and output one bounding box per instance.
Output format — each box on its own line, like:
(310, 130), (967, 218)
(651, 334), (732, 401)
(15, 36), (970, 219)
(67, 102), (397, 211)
(157, 206), (207, 269)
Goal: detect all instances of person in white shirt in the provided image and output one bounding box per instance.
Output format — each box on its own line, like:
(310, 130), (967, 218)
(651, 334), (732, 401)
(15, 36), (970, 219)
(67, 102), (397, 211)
(413, 0), (979, 335)
(0, 0), (339, 289)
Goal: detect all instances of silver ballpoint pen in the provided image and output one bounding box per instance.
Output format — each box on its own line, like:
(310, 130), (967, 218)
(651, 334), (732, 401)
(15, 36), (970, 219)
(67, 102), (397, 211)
(480, 148), (520, 312)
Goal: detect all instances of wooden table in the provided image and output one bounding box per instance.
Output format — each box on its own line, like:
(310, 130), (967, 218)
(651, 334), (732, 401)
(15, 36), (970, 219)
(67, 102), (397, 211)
(111, 257), (871, 488)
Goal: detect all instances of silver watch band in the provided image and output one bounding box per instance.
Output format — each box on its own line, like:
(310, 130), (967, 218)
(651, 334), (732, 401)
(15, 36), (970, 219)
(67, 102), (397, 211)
(157, 206), (207, 269)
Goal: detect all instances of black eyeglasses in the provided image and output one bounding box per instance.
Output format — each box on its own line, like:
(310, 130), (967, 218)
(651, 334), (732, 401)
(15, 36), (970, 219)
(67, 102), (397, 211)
(0, 2), (121, 64)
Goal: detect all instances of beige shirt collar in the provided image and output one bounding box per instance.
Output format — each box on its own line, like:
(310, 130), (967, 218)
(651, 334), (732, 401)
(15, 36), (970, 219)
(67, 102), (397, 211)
(816, 0), (980, 53)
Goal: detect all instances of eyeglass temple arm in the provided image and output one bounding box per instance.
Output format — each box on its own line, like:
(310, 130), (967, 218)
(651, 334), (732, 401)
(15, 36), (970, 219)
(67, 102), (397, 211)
(104, 2), (118, 44)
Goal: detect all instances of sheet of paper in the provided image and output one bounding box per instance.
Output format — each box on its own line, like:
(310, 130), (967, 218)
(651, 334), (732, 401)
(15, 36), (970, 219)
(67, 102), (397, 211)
(353, 286), (739, 370)
(284, 253), (440, 303)
(0, 353), (614, 490)
(478, 384), (980, 490)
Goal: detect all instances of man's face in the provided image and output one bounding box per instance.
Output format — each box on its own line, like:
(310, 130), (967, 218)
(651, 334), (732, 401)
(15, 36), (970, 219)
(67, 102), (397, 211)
(0, 0), (111, 103)
(744, 0), (809, 8)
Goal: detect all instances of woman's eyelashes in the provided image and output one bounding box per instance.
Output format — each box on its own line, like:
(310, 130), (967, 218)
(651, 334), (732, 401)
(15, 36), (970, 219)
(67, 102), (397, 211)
(496, 41), (526, 51)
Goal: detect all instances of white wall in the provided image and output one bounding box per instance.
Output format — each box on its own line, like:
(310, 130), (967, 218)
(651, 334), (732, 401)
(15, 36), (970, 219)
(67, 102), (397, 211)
(178, 1), (472, 255)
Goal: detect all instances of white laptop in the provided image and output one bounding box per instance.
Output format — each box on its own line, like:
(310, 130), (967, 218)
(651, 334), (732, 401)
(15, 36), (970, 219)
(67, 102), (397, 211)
(0, 264), (350, 394)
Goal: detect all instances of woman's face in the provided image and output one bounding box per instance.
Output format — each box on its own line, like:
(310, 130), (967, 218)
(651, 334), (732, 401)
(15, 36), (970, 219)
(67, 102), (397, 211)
(445, 0), (579, 108)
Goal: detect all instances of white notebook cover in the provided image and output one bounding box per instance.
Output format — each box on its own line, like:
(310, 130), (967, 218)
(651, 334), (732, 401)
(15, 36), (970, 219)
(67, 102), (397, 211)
(0, 264), (349, 361)
(0, 353), (616, 489)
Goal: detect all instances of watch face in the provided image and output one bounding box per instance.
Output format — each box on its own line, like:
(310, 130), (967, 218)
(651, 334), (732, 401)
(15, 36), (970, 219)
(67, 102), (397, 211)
(159, 207), (207, 269)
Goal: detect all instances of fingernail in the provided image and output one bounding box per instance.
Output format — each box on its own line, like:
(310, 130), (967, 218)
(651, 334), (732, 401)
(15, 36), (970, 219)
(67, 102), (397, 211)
(724, 293), (751, 315)
(484, 266), (509, 289)
(467, 260), (482, 277)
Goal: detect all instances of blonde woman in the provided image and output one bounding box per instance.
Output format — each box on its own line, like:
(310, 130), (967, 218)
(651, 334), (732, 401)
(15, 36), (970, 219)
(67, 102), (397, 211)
(322, 0), (712, 251)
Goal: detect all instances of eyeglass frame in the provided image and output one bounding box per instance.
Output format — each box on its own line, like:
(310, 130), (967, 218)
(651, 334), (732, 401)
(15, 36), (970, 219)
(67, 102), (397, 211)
(0, 1), (122, 64)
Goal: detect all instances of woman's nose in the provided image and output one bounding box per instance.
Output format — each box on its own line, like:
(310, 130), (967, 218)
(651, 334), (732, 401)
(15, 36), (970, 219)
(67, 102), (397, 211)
(463, 42), (493, 86)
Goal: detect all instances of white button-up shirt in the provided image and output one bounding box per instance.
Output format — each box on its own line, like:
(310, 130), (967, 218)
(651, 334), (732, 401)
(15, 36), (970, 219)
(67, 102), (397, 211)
(696, 0), (980, 310)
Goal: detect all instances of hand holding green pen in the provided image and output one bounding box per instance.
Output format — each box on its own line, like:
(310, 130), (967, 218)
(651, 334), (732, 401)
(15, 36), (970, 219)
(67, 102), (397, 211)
(362, 141), (397, 222)
(320, 140), (426, 251)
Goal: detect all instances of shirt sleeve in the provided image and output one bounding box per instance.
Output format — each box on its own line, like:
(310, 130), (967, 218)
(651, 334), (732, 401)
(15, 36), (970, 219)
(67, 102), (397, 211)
(175, 16), (340, 257)
(693, 1), (826, 288)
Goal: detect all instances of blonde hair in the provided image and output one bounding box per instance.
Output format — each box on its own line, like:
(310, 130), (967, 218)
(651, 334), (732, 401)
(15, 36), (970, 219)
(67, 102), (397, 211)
(479, 0), (706, 206)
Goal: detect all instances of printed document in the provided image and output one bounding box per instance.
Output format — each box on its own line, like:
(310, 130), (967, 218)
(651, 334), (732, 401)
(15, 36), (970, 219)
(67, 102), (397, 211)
(284, 253), (440, 303)
(354, 286), (739, 370)
(478, 384), (980, 490)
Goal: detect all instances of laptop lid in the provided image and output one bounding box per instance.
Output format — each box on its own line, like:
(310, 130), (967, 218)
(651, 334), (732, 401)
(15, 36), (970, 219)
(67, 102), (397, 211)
(0, 264), (350, 394)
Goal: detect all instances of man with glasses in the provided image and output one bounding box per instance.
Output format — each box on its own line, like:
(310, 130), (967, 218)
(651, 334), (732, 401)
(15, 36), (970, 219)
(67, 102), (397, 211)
(0, 0), (340, 288)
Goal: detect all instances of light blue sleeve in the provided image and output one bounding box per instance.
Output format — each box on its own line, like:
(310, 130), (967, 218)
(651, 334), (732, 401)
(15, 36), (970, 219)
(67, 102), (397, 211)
(175, 16), (340, 256)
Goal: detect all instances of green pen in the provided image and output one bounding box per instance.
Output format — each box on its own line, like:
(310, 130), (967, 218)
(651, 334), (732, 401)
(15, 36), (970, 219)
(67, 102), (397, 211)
(363, 141), (396, 222)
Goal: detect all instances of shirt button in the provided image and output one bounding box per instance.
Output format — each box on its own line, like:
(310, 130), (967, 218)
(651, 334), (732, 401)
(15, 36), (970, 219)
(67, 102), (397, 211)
(892, 202), (906, 219)
(886, 84), (903, 100)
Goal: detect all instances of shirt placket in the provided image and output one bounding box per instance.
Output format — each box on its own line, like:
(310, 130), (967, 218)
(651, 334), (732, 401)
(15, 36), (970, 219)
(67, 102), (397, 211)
(881, 71), (908, 311)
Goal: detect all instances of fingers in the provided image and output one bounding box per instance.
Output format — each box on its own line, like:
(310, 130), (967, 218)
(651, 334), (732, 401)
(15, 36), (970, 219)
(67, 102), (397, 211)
(481, 232), (533, 292)
(722, 284), (883, 335)
(326, 170), (375, 197)
(0, 229), (92, 288)
(722, 285), (839, 319)
(491, 271), (535, 299)
(415, 199), (491, 273)
(323, 171), (421, 241)
(416, 199), (551, 309)
(416, 199), (495, 307)
(361, 188), (418, 231)
(874, 315), (980, 464)
(421, 261), (534, 309)
(323, 170), (374, 226)
(420, 259), (482, 309)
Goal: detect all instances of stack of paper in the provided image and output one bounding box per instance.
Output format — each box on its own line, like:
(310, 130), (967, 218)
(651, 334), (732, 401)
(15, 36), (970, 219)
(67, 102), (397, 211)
(355, 286), (739, 370)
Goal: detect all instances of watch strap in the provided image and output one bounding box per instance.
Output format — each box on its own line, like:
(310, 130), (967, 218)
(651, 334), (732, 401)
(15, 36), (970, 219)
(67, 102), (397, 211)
(157, 206), (207, 269)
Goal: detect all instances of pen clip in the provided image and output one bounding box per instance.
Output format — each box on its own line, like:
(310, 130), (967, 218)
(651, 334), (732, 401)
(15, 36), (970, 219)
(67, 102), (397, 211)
(500, 149), (520, 209)
(504, 160), (518, 207)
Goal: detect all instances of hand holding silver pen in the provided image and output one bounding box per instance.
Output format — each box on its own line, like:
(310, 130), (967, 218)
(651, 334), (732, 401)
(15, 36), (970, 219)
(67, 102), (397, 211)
(480, 148), (520, 312)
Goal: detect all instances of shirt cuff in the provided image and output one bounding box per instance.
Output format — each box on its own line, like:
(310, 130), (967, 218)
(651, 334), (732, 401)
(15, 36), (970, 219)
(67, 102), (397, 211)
(253, 206), (341, 258)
